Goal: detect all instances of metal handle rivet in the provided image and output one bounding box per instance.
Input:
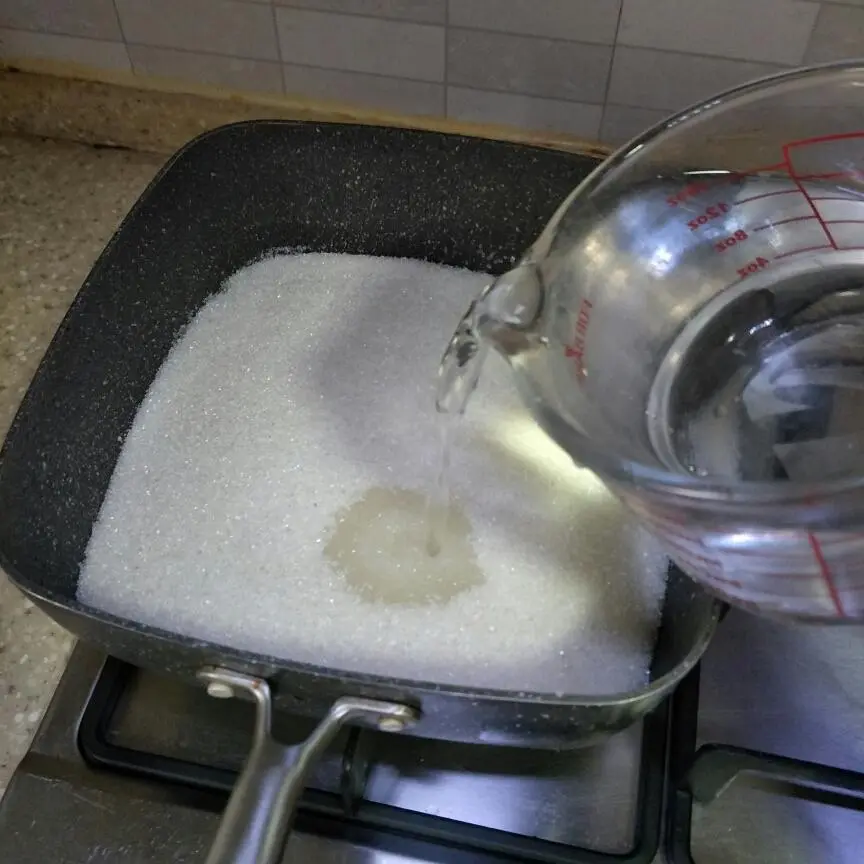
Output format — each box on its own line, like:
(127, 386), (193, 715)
(207, 681), (235, 700)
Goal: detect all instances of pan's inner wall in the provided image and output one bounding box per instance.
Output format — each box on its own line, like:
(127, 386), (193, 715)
(650, 565), (716, 680)
(0, 123), (602, 600)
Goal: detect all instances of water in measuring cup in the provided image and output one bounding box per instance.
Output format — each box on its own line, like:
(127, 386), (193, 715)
(654, 284), (864, 483)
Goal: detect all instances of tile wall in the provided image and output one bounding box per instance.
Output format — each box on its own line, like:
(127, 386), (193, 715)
(1, 0), (863, 145)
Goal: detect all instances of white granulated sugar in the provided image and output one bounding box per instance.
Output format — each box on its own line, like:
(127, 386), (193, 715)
(78, 253), (668, 695)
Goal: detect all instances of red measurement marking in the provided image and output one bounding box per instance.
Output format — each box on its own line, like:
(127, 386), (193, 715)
(668, 164), (790, 209)
(734, 188), (798, 206)
(810, 196), (864, 203)
(687, 201), (729, 230)
(781, 142), (839, 250)
(808, 532), (846, 617)
(753, 215), (815, 232)
(773, 244), (833, 261)
(714, 229), (748, 252)
(736, 256), (771, 279)
(666, 180), (711, 207)
(564, 298), (593, 379)
(823, 219), (864, 226)
(792, 171), (851, 182)
(785, 131), (864, 148)
(732, 160), (790, 178)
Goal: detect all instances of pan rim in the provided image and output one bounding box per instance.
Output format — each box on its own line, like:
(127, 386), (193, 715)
(8, 565), (722, 709)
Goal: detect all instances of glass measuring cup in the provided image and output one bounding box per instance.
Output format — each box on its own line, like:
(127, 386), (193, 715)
(440, 62), (864, 622)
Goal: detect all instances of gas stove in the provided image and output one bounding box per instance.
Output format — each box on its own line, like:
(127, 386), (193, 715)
(1, 609), (863, 863)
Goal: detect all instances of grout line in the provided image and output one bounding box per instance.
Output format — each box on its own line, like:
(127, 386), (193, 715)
(109, 0), (133, 72)
(443, 0), (449, 115)
(441, 22), (794, 67)
(111, 0), (126, 41)
(801, 3), (825, 67)
(0, 30), (127, 49)
(1, 35), (779, 119)
(446, 84), (605, 109)
(270, 2), (287, 95)
(0, 38), (686, 119)
(113, 0), (440, 23)
(608, 41), (793, 69)
(274, 4), (444, 30)
(119, 43), (439, 86)
(0, 26), (136, 49)
(0, 40), (660, 113)
(0, 22), (799, 72)
(447, 23), (616, 50)
(447, 24), (617, 51)
(598, 2), (626, 139)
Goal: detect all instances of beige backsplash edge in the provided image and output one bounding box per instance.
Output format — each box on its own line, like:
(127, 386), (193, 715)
(0, 58), (612, 160)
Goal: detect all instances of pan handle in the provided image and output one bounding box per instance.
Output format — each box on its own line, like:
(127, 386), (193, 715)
(197, 667), (418, 864)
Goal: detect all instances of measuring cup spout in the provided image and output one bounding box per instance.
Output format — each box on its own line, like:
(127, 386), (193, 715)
(473, 262), (545, 353)
(436, 263), (545, 416)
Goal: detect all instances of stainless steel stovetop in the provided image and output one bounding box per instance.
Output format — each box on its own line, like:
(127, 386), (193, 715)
(1, 609), (864, 863)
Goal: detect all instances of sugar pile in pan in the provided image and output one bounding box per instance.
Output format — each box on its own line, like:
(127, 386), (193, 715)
(78, 253), (669, 695)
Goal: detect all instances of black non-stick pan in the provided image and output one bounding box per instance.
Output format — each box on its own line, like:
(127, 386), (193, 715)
(0, 122), (720, 863)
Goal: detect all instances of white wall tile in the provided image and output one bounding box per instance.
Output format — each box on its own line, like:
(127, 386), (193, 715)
(274, 1), (446, 23)
(116, 0), (279, 60)
(7, 0), (851, 146)
(449, 0), (621, 44)
(448, 28), (612, 103)
(128, 45), (284, 93)
(805, 4), (864, 63)
(0, 27), (129, 70)
(600, 104), (670, 144)
(619, 0), (819, 65)
(447, 86), (602, 137)
(276, 8), (444, 81)
(0, 0), (120, 41)
(609, 47), (785, 112)
(283, 63), (444, 114)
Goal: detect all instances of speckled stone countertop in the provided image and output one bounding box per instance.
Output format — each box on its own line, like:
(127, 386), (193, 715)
(0, 134), (162, 797)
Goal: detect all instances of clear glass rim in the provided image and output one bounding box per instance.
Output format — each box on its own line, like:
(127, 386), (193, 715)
(554, 59), (864, 505)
